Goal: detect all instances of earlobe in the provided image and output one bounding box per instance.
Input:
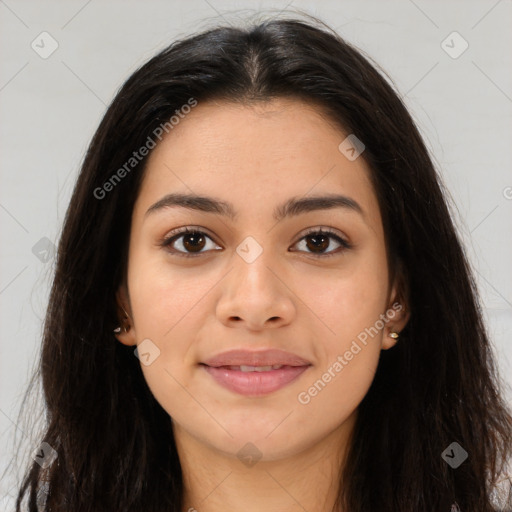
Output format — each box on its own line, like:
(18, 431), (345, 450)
(382, 330), (400, 350)
(383, 266), (411, 349)
(382, 301), (411, 350)
(113, 287), (137, 346)
(113, 323), (136, 346)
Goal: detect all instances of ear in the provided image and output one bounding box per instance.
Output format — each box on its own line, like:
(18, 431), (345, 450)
(381, 270), (411, 350)
(114, 284), (137, 347)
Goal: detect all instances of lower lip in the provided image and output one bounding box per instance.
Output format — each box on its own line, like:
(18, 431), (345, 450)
(201, 364), (310, 396)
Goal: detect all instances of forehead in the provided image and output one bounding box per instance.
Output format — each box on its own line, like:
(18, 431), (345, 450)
(134, 98), (381, 229)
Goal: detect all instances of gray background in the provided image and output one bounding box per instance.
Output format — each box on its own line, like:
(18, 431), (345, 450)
(1, 0), (511, 506)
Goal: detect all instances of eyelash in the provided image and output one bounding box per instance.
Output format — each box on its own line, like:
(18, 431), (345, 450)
(159, 226), (352, 259)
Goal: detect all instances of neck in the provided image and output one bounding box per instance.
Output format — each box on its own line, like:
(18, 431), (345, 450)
(174, 411), (357, 512)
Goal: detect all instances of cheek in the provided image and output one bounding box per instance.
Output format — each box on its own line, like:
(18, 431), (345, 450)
(296, 268), (388, 422)
(309, 251), (389, 350)
(127, 257), (209, 417)
(125, 257), (208, 412)
(295, 345), (379, 437)
(301, 251), (388, 410)
(127, 244), (213, 340)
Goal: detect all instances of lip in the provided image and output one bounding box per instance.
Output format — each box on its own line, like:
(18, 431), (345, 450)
(201, 365), (310, 396)
(202, 348), (311, 367)
(200, 349), (312, 397)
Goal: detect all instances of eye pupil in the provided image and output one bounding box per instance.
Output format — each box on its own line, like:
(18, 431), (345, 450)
(183, 232), (206, 252)
(306, 234), (330, 253)
(164, 228), (347, 258)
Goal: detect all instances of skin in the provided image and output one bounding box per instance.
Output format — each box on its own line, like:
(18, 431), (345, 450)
(115, 98), (410, 512)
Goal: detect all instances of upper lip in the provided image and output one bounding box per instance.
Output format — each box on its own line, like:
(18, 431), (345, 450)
(202, 349), (312, 367)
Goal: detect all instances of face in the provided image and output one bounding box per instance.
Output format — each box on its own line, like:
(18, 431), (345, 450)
(115, 98), (409, 463)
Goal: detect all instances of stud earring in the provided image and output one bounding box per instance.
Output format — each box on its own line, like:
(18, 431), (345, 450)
(389, 331), (399, 339)
(113, 324), (131, 334)
(113, 306), (132, 334)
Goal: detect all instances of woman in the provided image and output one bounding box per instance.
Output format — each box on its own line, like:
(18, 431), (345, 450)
(15, 13), (512, 512)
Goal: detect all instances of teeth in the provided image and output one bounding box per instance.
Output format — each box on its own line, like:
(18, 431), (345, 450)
(234, 364), (283, 372)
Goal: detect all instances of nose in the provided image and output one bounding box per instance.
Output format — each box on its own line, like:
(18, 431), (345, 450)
(216, 247), (296, 331)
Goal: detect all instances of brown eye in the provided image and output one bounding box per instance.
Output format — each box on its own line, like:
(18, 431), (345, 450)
(305, 232), (330, 253)
(181, 231), (206, 253)
(292, 228), (351, 257)
(161, 226), (351, 259)
(161, 228), (220, 257)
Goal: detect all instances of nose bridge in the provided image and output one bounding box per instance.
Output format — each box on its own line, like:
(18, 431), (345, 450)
(216, 235), (294, 328)
(232, 235), (278, 297)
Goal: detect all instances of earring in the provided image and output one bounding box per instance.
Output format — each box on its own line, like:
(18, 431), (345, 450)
(113, 306), (132, 334)
(113, 323), (131, 334)
(389, 331), (399, 339)
(113, 324), (131, 334)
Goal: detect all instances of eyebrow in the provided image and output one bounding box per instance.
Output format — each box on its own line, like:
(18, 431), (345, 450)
(145, 192), (365, 222)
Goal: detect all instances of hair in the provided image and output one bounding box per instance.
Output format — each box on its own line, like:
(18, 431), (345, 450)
(13, 12), (512, 512)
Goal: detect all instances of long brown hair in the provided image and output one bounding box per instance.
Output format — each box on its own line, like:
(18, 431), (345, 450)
(14, 13), (512, 511)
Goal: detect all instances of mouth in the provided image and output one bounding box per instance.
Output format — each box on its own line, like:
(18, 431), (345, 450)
(206, 364), (294, 372)
(199, 349), (312, 396)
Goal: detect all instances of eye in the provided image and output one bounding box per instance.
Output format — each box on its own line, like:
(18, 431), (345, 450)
(160, 226), (351, 259)
(160, 227), (221, 258)
(291, 228), (351, 258)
